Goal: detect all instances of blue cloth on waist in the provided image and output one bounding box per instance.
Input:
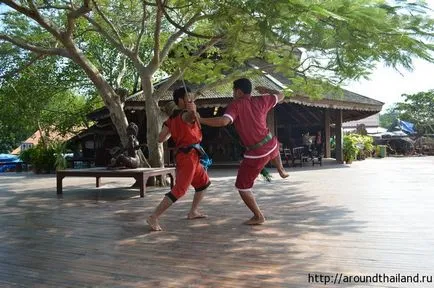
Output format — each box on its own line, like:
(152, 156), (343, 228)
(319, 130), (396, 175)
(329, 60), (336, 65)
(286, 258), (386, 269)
(178, 143), (212, 170)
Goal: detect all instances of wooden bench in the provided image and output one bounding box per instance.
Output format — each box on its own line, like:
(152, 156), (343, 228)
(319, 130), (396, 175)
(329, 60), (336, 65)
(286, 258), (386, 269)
(56, 167), (176, 197)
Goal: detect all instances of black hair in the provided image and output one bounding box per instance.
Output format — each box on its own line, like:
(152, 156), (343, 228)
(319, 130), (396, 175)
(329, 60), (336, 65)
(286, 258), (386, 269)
(173, 86), (191, 105)
(233, 78), (252, 94)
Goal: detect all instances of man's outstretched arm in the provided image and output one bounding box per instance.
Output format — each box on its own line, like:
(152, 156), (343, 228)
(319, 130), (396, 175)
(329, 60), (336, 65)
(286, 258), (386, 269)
(199, 115), (231, 127)
(255, 86), (285, 102)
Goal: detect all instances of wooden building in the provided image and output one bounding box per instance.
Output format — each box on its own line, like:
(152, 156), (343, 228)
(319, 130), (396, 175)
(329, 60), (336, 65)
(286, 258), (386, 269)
(69, 74), (383, 166)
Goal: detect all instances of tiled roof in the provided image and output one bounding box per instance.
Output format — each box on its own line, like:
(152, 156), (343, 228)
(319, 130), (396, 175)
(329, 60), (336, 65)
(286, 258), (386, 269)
(88, 66), (384, 121)
(127, 73), (383, 112)
(10, 130), (72, 155)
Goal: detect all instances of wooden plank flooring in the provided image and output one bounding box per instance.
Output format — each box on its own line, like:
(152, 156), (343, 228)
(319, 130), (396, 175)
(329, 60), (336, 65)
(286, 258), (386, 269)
(0, 157), (433, 287)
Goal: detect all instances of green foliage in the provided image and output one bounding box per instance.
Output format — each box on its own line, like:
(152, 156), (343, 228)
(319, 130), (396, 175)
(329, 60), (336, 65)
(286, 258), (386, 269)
(2, 0), (434, 95)
(382, 91), (434, 134)
(394, 90), (434, 134)
(20, 144), (56, 174)
(379, 105), (398, 129)
(362, 135), (374, 154)
(19, 141), (68, 173)
(181, 0), (434, 97)
(2, 0), (434, 163)
(344, 134), (374, 162)
(19, 148), (32, 164)
(0, 54), (101, 153)
(343, 134), (359, 163)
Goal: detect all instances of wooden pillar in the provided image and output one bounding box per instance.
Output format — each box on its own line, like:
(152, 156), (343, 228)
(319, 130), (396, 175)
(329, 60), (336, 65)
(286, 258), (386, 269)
(163, 141), (168, 166)
(267, 110), (276, 136)
(324, 109), (331, 158)
(335, 109), (344, 164)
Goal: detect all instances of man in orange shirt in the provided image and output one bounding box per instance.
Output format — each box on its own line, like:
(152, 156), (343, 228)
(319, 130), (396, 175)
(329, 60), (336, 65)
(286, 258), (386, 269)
(147, 87), (211, 231)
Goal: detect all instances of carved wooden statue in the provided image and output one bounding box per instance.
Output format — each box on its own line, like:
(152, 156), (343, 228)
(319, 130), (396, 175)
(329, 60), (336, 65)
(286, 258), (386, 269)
(108, 122), (141, 169)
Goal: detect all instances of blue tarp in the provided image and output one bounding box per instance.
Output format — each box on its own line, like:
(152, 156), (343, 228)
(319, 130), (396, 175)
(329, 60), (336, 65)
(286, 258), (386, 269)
(0, 154), (20, 162)
(388, 119), (416, 135)
(0, 154), (22, 172)
(399, 120), (416, 134)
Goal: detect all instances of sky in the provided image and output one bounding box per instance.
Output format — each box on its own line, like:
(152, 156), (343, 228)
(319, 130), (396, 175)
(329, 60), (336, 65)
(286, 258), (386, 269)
(343, 54), (434, 112)
(343, 58), (434, 111)
(343, 0), (434, 112)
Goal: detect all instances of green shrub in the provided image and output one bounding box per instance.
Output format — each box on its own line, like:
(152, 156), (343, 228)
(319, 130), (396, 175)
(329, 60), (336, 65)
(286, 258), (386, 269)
(32, 145), (56, 173)
(343, 134), (359, 163)
(19, 148), (32, 163)
(19, 144), (57, 173)
(344, 134), (374, 162)
(362, 135), (374, 154)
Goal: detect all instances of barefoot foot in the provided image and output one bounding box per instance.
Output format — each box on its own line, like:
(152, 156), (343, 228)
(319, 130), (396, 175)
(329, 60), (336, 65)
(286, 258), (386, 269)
(147, 216), (163, 231)
(187, 211), (208, 220)
(243, 215), (265, 225)
(278, 169), (289, 179)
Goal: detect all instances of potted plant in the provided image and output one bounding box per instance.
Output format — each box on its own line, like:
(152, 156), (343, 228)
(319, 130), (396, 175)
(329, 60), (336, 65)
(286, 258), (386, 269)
(343, 135), (359, 164)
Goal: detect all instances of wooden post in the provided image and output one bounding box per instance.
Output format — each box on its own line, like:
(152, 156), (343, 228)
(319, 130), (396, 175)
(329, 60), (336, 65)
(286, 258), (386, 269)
(56, 174), (64, 194)
(324, 109), (331, 158)
(267, 110), (276, 135)
(335, 109), (344, 164)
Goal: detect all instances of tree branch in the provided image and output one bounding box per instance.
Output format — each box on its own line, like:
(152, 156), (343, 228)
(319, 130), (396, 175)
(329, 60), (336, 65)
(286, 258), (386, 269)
(158, 12), (203, 62)
(133, 1), (149, 56)
(37, 4), (71, 10)
(0, 34), (70, 57)
(143, 1), (194, 10)
(83, 15), (132, 58)
(162, 8), (214, 39)
(64, 0), (91, 38)
(153, 37), (222, 99)
(195, 64), (262, 96)
(148, 0), (164, 73)
(115, 56), (127, 88)
(153, 68), (184, 99)
(191, 36), (223, 58)
(91, 0), (124, 46)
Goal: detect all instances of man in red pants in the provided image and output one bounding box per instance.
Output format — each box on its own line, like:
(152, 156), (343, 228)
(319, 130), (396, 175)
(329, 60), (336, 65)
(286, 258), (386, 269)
(199, 78), (287, 225)
(147, 87), (211, 231)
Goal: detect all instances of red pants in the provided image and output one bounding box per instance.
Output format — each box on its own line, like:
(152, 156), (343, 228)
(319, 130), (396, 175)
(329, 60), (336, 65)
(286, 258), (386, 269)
(167, 150), (210, 202)
(235, 146), (279, 191)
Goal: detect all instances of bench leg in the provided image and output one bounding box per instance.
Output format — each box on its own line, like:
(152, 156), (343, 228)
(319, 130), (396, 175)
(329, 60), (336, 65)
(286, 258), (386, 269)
(57, 175), (64, 195)
(137, 175), (148, 197)
(96, 177), (101, 187)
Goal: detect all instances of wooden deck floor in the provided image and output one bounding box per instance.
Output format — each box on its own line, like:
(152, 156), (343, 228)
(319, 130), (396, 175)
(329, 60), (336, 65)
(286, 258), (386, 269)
(1, 157), (434, 287)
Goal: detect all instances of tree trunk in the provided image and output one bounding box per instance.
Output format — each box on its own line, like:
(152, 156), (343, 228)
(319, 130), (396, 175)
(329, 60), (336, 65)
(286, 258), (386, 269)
(61, 39), (153, 169)
(64, 40), (129, 146)
(142, 77), (165, 169)
(141, 77), (166, 186)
